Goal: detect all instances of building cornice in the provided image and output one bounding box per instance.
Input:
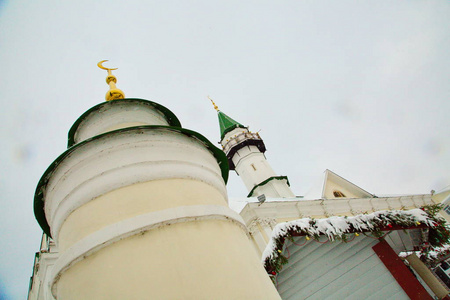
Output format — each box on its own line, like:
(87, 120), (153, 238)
(240, 194), (435, 225)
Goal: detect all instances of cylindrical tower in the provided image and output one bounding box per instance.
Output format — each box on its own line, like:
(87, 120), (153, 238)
(213, 103), (294, 198)
(33, 66), (280, 299)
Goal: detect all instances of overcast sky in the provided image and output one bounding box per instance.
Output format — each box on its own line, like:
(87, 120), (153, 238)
(1, 1), (449, 299)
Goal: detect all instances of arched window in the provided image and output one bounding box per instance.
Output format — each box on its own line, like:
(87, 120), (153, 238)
(333, 190), (346, 198)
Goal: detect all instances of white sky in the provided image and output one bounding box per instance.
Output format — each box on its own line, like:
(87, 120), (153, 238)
(0, 1), (449, 299)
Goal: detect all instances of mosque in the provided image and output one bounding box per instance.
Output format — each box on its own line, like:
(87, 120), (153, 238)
(28, 62), (450, 299)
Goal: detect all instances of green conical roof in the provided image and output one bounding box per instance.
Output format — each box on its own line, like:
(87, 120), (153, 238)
(218, 111), (246, 140)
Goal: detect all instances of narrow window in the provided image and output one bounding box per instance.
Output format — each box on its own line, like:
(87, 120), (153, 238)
(251, 164), (257, 171)
(333, 190), (346, 198)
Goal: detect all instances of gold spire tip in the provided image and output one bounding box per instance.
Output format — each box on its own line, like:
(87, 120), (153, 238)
(98, 60), (125, 101)
(208, 96), (219, 111)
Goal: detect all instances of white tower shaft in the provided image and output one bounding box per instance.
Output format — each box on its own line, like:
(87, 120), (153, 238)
(222, 127), (294, 198)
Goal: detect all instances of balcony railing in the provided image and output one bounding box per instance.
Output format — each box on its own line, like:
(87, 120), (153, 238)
(222, 131), (261, 154)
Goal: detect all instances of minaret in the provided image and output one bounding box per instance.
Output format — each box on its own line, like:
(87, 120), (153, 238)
(32, 63), (281, 299)
(210, 98), (294, 198)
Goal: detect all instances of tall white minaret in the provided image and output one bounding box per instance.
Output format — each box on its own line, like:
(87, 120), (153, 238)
(31, 63), (281, 299)
(211, 98), (294, 198)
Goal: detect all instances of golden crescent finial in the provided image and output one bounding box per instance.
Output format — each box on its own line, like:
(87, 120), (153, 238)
(98, 60), (125, 101)
(97, 60), (118, 71)
(208, 96), (219, 111)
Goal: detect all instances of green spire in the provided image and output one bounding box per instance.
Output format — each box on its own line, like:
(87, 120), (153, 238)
(218, 111), (246, 140)
(209, 96), (246, 140)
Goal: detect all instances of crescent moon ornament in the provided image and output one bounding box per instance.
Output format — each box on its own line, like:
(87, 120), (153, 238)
(97, 60), (125, 101)
(97, 60), (118, 71)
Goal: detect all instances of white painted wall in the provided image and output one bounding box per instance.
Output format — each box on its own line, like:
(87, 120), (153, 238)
(42, 123), (280, 299)
(56, 220), (280, 300)
(45, 128), (226, 240)
(73, 101), (170, 144)
(234, 146), (277, 189)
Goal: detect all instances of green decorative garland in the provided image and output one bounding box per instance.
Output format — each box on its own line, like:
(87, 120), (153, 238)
(263, 204), (449, 275)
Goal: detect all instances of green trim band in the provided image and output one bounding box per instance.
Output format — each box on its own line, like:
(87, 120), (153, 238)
(247, 176), (290, 198)
(34, 125), (229, 237)
(67, 98), (182, 147)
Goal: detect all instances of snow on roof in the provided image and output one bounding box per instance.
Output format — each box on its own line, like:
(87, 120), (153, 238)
(303, 170), (327, 199)
(400, 243), (450, 265)
(422, 244), (450, 260)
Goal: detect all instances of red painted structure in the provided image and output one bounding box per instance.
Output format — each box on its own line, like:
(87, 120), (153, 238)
(373, 239), (432, 300)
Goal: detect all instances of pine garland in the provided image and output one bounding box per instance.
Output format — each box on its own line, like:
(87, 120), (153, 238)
(421, 205), (450, 249)
(418, 205), (450, 266)
(263, 205), (449, 275)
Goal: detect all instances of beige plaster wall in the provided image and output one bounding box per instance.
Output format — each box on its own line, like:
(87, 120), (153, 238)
(58, 179), (227, 251)
(323, 180), (362, 199)
(56, 219), (281, 300)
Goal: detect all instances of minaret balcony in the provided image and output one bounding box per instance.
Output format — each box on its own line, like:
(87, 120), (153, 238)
(222, 131), (266, 170)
